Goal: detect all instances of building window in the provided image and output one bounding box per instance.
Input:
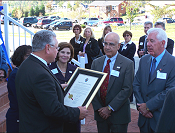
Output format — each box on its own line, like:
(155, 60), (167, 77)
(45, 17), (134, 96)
(112, 6), (116, 10)
(121, 5), (124, 10)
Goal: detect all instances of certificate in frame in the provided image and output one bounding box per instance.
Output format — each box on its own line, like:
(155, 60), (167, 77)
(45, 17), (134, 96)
(64, 67), (107, 108)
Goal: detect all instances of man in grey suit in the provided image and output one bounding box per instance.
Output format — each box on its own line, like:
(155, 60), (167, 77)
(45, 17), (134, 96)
(91, 32), (134, 132)
(133, 28), (175, 133)
(15, 30), (88, 132)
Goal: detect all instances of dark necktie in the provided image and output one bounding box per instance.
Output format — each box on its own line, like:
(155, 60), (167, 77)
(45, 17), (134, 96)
(149, 58), (157, 81)
(100, 59), (111, 106)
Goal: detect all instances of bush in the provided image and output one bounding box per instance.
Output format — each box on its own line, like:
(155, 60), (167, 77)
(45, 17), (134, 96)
(81, 24), (86, 29)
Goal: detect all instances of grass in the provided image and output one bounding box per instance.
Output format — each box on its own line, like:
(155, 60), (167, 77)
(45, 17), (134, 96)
(5, 23), (175, 47)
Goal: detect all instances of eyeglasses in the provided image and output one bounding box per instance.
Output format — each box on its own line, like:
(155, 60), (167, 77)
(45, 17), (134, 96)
(74, 29), (79, 31)
(123, 34), (130, 37)
(50, 45), (60, 50)
(103, 42), (116, 47)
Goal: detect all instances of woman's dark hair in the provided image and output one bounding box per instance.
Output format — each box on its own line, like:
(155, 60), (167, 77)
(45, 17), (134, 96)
(11, 45), (32, 67)
(123, 30), (132, 38)
(73, 24), (82, 34)
(55, 42), (74, 62)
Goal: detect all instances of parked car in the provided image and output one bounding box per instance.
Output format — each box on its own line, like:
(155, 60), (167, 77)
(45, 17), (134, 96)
(157, 18), (175, 23)
(101, 17), (124, 24)
(37, 19), (54, 29)
(19, 17), (38, 27)
(43, 20), (60, 29)
(1, 16), (19, 25)
(48, 16), (60, 20)
(80, 17), (99, 25)
(51, 20), (73, 30)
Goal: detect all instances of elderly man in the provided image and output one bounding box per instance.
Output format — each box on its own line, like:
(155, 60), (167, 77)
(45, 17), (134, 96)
(15, 30), (88, 132)
(91, 32), (134, 132)
(133, 28), (175, 133)
(0, 45), (8, 80)
(154, 21), (174, 55)
(137, 21), (153, 58)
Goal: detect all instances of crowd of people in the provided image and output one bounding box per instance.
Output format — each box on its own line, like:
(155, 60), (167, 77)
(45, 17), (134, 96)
(0, 21), (175, 133)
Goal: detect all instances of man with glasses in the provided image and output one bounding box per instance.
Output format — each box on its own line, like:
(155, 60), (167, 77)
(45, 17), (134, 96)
(15, 30), (88, 132)
(137, 21), (153, 58)
(91, 32), (134, 132)
(154, 21), (174, 55)
(133, 28), (175, 133)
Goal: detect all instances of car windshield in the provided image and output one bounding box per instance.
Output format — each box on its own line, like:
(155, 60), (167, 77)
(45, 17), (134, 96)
(104, 18), (110, 21)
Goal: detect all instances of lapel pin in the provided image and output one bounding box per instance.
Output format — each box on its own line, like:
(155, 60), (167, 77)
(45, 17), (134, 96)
(69, 71), (72, 73)
(159, 68), (162, 71)
(117, 66), (120, 69)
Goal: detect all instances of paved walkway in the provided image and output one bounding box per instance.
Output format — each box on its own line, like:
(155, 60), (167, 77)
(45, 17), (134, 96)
(81, 103), (139, 132)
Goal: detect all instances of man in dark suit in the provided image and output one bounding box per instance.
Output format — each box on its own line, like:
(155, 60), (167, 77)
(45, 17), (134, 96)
(137, 21), (153, 58)
(154, 21), (174, 55)
(91, 32), (134, 132)
(155, 88), (175, 132)
(133, 28), (175, 133)
(0, 45), (8, 80)
(15, 30), (88, 132)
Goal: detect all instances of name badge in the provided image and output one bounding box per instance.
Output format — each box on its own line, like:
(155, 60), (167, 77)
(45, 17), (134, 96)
(140, 42), (143, 45)
(51, 68), (59, 74)
(111, 70), (120, 77)
(157, 70), (167, 80)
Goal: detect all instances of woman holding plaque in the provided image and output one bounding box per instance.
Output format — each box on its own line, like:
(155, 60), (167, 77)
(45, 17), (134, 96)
(79, 27), (100, 69)
(48, 42), (80, 133)
(70, 24), (84, 61)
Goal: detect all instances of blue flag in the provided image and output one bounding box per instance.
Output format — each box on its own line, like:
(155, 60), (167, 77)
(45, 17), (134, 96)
(0, 27), (13, 70)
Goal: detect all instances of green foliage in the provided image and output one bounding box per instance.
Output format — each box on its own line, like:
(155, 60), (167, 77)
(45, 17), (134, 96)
(35, 5), (39, 16)
(39, 4), (45, 16)
(81, 24), (86, 29)
(30, 7), (35, 16)
(124, 1), (141, 30)
(148, 3), (175, 24)
(58, 1), (64, 8)
(24, 10), (29, 17)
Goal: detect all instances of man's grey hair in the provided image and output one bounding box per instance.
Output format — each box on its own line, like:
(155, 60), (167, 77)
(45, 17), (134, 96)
(147, 28), (167, 48)
(32, 30), (57, 52)
(104, 32), (120, 44)
(144, 21), (153, 28)
(154, 21), (165, 30)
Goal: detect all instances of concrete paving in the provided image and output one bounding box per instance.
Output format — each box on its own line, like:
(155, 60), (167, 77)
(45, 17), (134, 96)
(81, 103), (139, 133)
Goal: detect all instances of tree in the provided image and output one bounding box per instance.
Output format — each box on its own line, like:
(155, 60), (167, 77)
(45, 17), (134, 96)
(148, 3), (174, 23)
(67, 2), (72, 11)
(30, 7), (35, 16)
(24, 10), (29, 17)
(12, 7), (18, 18)
(39, 3), (45, 16)
(35, 5), (39, 16)
(46, 2), (53, 15)
(124, 1), (141, 30)
(58, 1), (64, 8)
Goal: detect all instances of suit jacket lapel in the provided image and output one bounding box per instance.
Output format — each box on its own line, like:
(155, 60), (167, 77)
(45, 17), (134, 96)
(29, 55), (64, 92)
(107, 54), (123, 93)
(146, 56), (152, 85)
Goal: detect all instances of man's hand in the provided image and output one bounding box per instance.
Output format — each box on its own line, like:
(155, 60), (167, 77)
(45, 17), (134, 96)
(137, 103), (153, 118)
(78, 106), (88, 120)
(61, 84), (68, 89)
(0, 70), (5, 80)
(79, 51), (85, 56)
(137, 103), (148, 116)
(144, 111), (153, 118)
(98, 107), (111, 120)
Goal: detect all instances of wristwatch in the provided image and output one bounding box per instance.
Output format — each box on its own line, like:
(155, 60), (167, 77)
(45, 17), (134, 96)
(107, 106), (112, 111)
(146, 107), (150, 111)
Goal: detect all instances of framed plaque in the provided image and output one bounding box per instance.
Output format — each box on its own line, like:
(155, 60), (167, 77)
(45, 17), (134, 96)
(64, 67), (107, 108)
